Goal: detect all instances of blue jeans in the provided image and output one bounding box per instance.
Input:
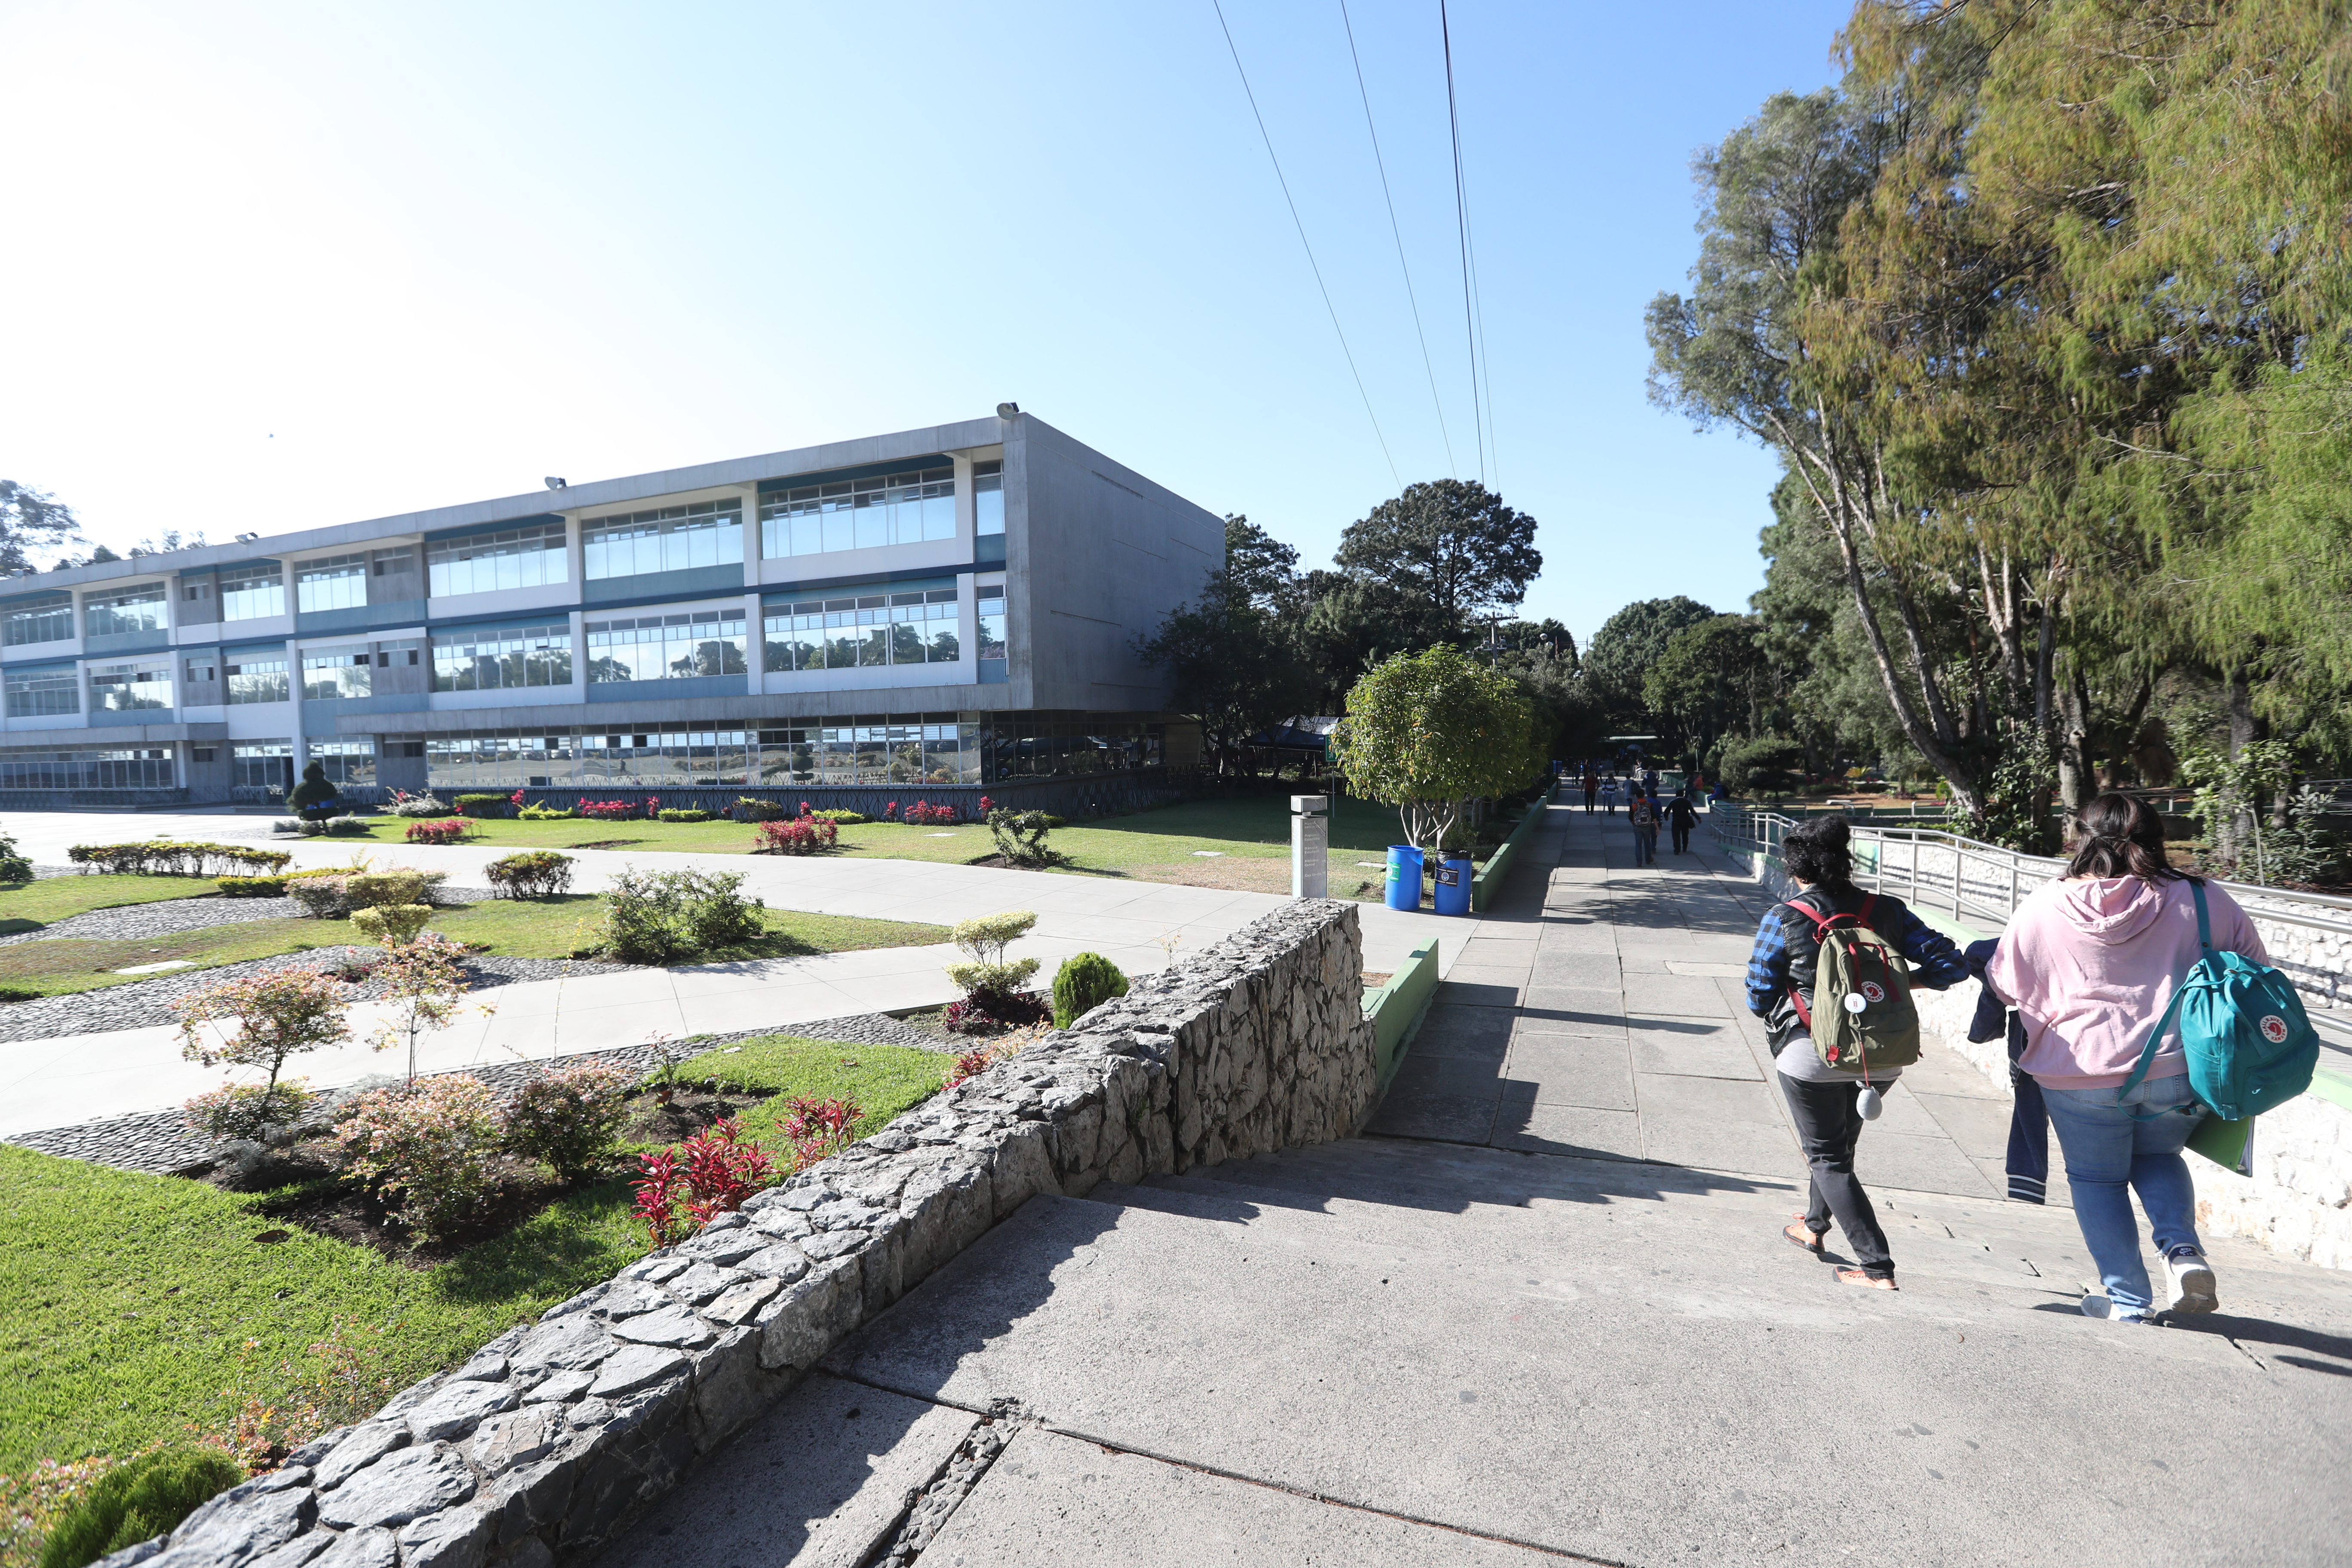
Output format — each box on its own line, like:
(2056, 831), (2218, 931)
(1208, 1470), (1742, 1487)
(2040, 1074), (2206, 1315)
(1632, 827), (1657, 865)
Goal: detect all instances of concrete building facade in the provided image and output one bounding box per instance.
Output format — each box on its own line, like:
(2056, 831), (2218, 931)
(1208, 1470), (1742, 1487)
(0, 412), (1220, 810)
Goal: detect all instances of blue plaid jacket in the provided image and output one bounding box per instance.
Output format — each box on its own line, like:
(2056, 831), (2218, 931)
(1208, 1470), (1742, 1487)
(1745, 886), (1968, 1050)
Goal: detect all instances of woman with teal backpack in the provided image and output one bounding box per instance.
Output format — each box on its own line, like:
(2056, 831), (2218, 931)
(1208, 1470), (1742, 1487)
(1986, 794), (2292, 1324)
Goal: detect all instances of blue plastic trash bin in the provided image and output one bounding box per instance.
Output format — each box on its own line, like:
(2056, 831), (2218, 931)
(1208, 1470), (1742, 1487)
(1433, 854), (1473, 916)
(1384, 845), (1424, 910)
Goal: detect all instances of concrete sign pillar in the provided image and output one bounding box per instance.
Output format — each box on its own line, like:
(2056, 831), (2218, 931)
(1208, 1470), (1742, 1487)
(1291, 794), (1329, 899)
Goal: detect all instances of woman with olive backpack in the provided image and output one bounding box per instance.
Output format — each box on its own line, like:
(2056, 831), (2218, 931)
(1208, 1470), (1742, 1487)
(1745, 818), (1969, 1289)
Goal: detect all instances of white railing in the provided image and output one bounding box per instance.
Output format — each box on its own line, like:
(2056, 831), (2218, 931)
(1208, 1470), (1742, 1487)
(1709, 805), (2352, 941)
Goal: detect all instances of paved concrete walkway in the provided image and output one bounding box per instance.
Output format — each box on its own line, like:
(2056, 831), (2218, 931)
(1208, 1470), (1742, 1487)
(590, 794), (2352, 1567)
(0, 807), (1482, 1136)
(1369, 801), (2029, 1204)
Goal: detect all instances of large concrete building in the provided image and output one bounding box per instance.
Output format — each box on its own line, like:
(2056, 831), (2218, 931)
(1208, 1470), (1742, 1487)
(0, 411), (1220, 808)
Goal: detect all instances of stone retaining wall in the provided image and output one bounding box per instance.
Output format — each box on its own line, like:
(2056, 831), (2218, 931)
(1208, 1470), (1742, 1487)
(102, 900), (1379, 1568)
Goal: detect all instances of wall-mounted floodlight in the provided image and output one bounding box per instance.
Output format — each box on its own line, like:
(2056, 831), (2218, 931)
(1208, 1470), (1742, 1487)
(545, 477), (568, 490)
(235, 532), (260, 542)
(995, 402), (1020, 419)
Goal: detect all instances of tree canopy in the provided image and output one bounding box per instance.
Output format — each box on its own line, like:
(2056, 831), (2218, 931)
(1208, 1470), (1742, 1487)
(1333, 479), (1541, 643)
(1329, 643), (1543, 851)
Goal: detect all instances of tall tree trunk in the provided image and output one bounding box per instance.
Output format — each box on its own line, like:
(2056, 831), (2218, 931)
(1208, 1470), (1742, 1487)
(2226, 671), (2262, 759)
(2055, 666), (2095, 813)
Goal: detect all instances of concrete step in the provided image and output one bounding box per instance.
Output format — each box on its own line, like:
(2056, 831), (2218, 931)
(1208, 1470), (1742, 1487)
(827, 1190), (2352, 1568)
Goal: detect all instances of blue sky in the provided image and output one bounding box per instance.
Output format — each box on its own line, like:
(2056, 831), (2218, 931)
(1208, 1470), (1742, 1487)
(0, 1), (1847, 650)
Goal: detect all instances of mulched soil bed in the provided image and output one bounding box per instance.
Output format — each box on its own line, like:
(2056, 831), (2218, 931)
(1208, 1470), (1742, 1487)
(208, 1085), (762, 1268)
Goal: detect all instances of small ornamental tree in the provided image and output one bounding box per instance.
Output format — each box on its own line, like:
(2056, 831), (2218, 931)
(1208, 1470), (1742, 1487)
(364, 931), (483, 1083)
(943, 909), (1047, 1033)
(175, 968), (352, 1136)
(1329, 642), (1542, 853)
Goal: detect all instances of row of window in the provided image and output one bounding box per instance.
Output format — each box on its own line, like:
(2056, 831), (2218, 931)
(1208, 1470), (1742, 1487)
(584, 609), (748, 684)
(1, 464), (1005, 647)
(0, 747), (175, 791)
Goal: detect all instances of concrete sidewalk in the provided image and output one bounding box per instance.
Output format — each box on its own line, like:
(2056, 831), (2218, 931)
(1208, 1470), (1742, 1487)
(586, 793), (2352, 1567)
(0, 806), (1488, 1136)
(1369, 800), (2029, 1204)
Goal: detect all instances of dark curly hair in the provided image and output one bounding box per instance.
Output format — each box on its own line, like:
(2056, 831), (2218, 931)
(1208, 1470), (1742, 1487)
(1782, 816), (1856, 891)
(2066, 793), (2190, 882)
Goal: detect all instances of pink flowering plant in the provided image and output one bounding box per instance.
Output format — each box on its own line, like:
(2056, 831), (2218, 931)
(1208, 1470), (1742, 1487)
(505, 1061), (637, 1181)
(631, 1117), (776, 1247)
(334, 1075), (508, 1242)
(175, 968), (351, 1139)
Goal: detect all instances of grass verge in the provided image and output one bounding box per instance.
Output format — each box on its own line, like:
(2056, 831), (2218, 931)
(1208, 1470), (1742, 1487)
(0, 876), (229, 937)
(0, 898), (952, 999)
(0, 1034), (952, 1474)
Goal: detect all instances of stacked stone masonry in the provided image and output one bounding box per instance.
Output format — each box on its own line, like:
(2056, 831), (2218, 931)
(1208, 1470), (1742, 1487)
(97, 900), (1379, 1568)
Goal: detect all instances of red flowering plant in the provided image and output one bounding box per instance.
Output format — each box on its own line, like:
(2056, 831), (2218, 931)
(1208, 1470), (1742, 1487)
(781, 1095), (864, 1170)
(905, 800), (960, 826)
(883, 801), (900, 820)
(753, 816), (837, 855)
(404, 818), (472, 845)
(631, 1116), (776, 1248)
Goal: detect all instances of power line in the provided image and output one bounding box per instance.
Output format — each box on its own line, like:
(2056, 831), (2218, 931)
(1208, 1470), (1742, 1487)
(1338, 0), (1456, 479)
(1440, 0), (1494, 487)
(1210, 0), (1402, 491)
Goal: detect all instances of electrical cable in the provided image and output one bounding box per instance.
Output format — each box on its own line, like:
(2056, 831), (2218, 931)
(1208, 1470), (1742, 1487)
(1211, 0), (1402, 490)
(1440, 0), (1493, 487)
(1338, 0), (1456, 479)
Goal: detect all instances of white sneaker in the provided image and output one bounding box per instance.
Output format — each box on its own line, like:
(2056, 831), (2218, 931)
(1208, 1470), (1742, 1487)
(2165, 1250), (2219, 1315)
(2079, 1295), (2158, 1325)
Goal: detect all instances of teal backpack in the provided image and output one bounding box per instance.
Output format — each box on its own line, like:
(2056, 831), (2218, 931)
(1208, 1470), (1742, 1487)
(2119, 879), (2318, 1121)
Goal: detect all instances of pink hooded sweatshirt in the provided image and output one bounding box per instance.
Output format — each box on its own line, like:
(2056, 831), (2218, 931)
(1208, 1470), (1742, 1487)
(1986, 874), (2268, 1090)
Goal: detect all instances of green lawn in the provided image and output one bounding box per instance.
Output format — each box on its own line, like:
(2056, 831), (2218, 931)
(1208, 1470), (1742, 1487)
(0, 895), (951, 1000)
(330, 796), (1444, 892)
(0, 1030), (953, 1474)
(0, 875), (229, 937)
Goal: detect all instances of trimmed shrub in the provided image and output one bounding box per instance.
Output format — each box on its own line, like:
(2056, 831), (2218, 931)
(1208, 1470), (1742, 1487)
(350, 903), (433, 944)
(269, 819), (303, 835)
(580, 796), (659, 821)
(985, 808), (1066, 868)
(404, 818), (472, 846)
(805, 808), (868, 825)
(601, 867), (767, 963)
(656, 808), (713, 823)
(334, 1075), (508, 1243)
(68, 842), (291, 877)
(288, 761), (339, 822)
(731, 796), (787, 822)
(216, 875), (289, 898)
(323, 817), (372, 837)
(944, 986), (1049, 1035)
(389, 791), (453, 818)
(182, 1077), (319, 1142)
(945, 910), (1040, 1000)
(35, 1448), (243, 1568)
(518, 803), (578, 820)
(486, 850), (575, 899)
(752, 817), (837, 856)
(1051, 952), (1130, 1029)
(505, 1060), (637, 1180)
(0, 829), (31, 882)
(453, 793), (512, 819)
(344, 871), (426, 909)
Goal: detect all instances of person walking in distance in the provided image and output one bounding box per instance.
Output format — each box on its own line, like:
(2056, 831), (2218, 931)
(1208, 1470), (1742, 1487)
(1583, 767), (1599, 814)
(1628, 787), (1660, 867)
(1746, 818), (1968, 1289)
(1985, 793), (2266, 1323)
(1601, 775), (1621, 815)
(1664, 788), (1698, 855)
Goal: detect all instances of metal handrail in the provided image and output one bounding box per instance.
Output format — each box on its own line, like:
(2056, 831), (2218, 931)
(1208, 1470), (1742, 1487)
(1707, 804), (2352, 939)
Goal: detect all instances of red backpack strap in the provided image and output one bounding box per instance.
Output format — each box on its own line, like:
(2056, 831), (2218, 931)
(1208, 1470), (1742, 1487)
(1859, 893), (1878, 928)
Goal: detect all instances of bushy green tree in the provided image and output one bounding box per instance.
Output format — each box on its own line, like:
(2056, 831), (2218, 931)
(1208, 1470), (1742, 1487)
(1330, 643), (1542, 852)
(1333, 479), (1541, 643)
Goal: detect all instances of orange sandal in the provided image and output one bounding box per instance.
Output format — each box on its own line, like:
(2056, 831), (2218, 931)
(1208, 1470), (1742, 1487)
(1783, 1216), (1824, 1254)
(1835, 1269), (1897, 1291)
